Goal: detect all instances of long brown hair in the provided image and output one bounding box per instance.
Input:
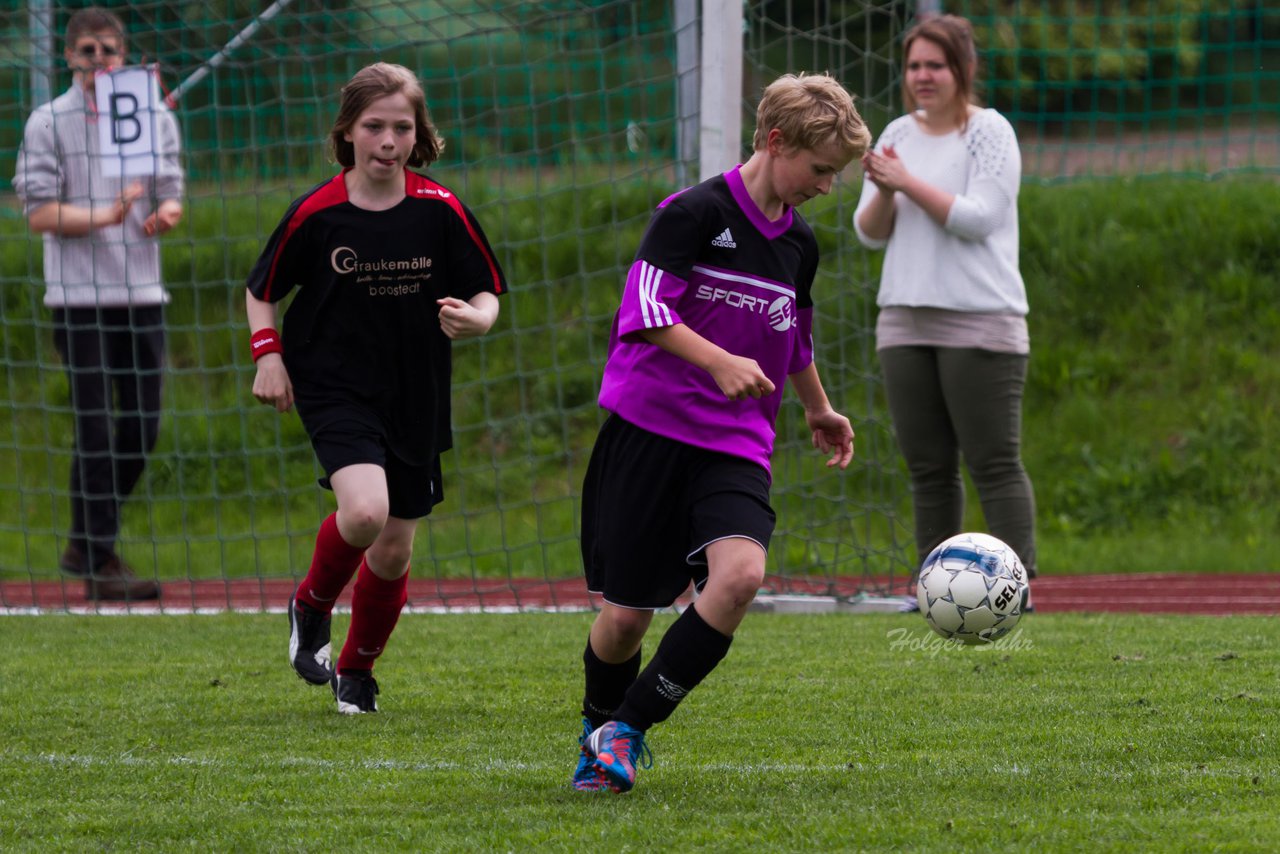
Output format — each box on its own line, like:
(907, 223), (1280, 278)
(329, 63), (443, 169)
(902, 15), (979, 131)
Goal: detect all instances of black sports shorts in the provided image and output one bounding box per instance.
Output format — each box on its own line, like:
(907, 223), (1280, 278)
(307, 419), (444, 520)
(580, 414), (776, 609)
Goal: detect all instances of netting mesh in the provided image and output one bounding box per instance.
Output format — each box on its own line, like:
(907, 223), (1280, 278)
(1, 0), (1276, 611)
(977, 1), (1280, 177)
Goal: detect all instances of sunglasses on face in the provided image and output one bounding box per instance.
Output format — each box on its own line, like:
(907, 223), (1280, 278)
(75, 43), (121, 58)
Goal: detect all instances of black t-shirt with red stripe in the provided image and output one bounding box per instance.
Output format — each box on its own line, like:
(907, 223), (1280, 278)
(246, 169), (507, 465)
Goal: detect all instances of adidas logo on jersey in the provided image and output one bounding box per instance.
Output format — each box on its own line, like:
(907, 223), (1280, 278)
(711, 228), (737, 249)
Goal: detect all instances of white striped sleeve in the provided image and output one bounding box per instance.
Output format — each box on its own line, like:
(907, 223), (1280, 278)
(617, 259), (684, 339)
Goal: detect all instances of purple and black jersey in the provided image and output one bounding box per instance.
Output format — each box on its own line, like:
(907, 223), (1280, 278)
(246, 169), (507, 465)
(598, 166), (819, 474)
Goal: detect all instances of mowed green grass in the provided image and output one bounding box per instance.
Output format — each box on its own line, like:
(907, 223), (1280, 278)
(1, 611), (1275, 851)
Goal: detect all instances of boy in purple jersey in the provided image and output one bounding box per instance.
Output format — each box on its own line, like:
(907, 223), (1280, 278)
(245, 64), (506, 714)
(573, 73), (871, 792)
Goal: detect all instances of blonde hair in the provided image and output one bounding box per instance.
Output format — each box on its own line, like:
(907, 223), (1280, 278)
(330, 63), (444, 169)
(902, 15), (980, 130)
(751, 72), (870, 160)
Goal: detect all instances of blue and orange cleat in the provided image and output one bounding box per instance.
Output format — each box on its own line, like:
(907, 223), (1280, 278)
(571, 718), (610, 792)
(584, 720), (652, 793)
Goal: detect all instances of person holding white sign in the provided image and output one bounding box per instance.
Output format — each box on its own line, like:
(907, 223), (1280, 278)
(12, 7), (185, 601)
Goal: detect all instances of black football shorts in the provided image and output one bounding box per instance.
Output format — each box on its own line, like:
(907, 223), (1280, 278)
(307, 418), (444, 520)
(580, 414), (776, 609)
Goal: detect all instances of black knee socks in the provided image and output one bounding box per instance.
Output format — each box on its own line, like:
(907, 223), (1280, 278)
(582, 640), (642, 730)
(613, 605), (732, 732)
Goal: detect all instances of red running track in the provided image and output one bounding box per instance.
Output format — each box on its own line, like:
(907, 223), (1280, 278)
(2, 573), (1278, 615)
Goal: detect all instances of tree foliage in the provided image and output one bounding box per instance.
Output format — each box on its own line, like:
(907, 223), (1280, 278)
(957, 0), (1242, 118)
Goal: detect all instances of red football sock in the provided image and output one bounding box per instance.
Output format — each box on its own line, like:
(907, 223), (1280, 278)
(295, 513), (365, 614)
(337, 559), (409, 674)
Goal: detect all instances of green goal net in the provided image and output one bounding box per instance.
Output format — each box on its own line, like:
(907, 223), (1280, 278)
(1, 0), (1275, 611)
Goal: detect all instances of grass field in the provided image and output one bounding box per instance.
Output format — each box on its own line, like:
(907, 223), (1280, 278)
(1, 611), (1275, 851)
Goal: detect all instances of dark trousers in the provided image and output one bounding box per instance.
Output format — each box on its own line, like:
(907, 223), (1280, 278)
(879, 345), (1037, 576)
(52, 306), (165, 567)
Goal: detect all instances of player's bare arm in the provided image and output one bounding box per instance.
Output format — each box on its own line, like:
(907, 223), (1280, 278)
(638, 323), (776, 401)
(246, 289), (294, 412)
(437, 291), (499, 340)
(789, 362), (854, 469)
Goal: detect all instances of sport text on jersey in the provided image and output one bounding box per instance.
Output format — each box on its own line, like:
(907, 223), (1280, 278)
(694, 285), (795, 332)
(330, 246), (434, 297)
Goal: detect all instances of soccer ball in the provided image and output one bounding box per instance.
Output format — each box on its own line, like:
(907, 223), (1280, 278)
(915, 532), (1029, 645)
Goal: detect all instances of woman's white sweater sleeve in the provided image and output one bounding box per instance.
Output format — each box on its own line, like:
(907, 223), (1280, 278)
(943, 112), (1021, 242)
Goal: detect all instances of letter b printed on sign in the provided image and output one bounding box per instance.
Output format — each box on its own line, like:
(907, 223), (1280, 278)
(109, 93), (142, 144)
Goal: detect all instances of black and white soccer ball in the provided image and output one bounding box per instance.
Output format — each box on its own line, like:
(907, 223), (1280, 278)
(915, 532), (1030, 645)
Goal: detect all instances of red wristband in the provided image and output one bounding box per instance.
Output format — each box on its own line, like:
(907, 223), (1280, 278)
(250, 328), (283, 361)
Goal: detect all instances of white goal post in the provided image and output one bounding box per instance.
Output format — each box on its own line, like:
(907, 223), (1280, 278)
(696, 0), (744, 180)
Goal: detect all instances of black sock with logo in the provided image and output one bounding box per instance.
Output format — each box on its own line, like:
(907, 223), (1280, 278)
(582, 639), (642, 730)
(613, 605), (732, 732)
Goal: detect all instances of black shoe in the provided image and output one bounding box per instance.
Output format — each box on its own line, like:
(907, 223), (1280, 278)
(288, 591), (333, 685)
(59, 545), (89, 577)
(331, 670), (379, 714)
(85, 557), (160, 601)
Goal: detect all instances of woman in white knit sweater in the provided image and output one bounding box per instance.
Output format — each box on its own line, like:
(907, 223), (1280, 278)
(853, 14), (1037, 578)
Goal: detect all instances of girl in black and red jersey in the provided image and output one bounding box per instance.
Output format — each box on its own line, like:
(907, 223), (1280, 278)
(245, 63), (507, 714)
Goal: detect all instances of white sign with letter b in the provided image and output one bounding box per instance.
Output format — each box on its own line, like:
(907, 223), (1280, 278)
(95, 66), (163, 178)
